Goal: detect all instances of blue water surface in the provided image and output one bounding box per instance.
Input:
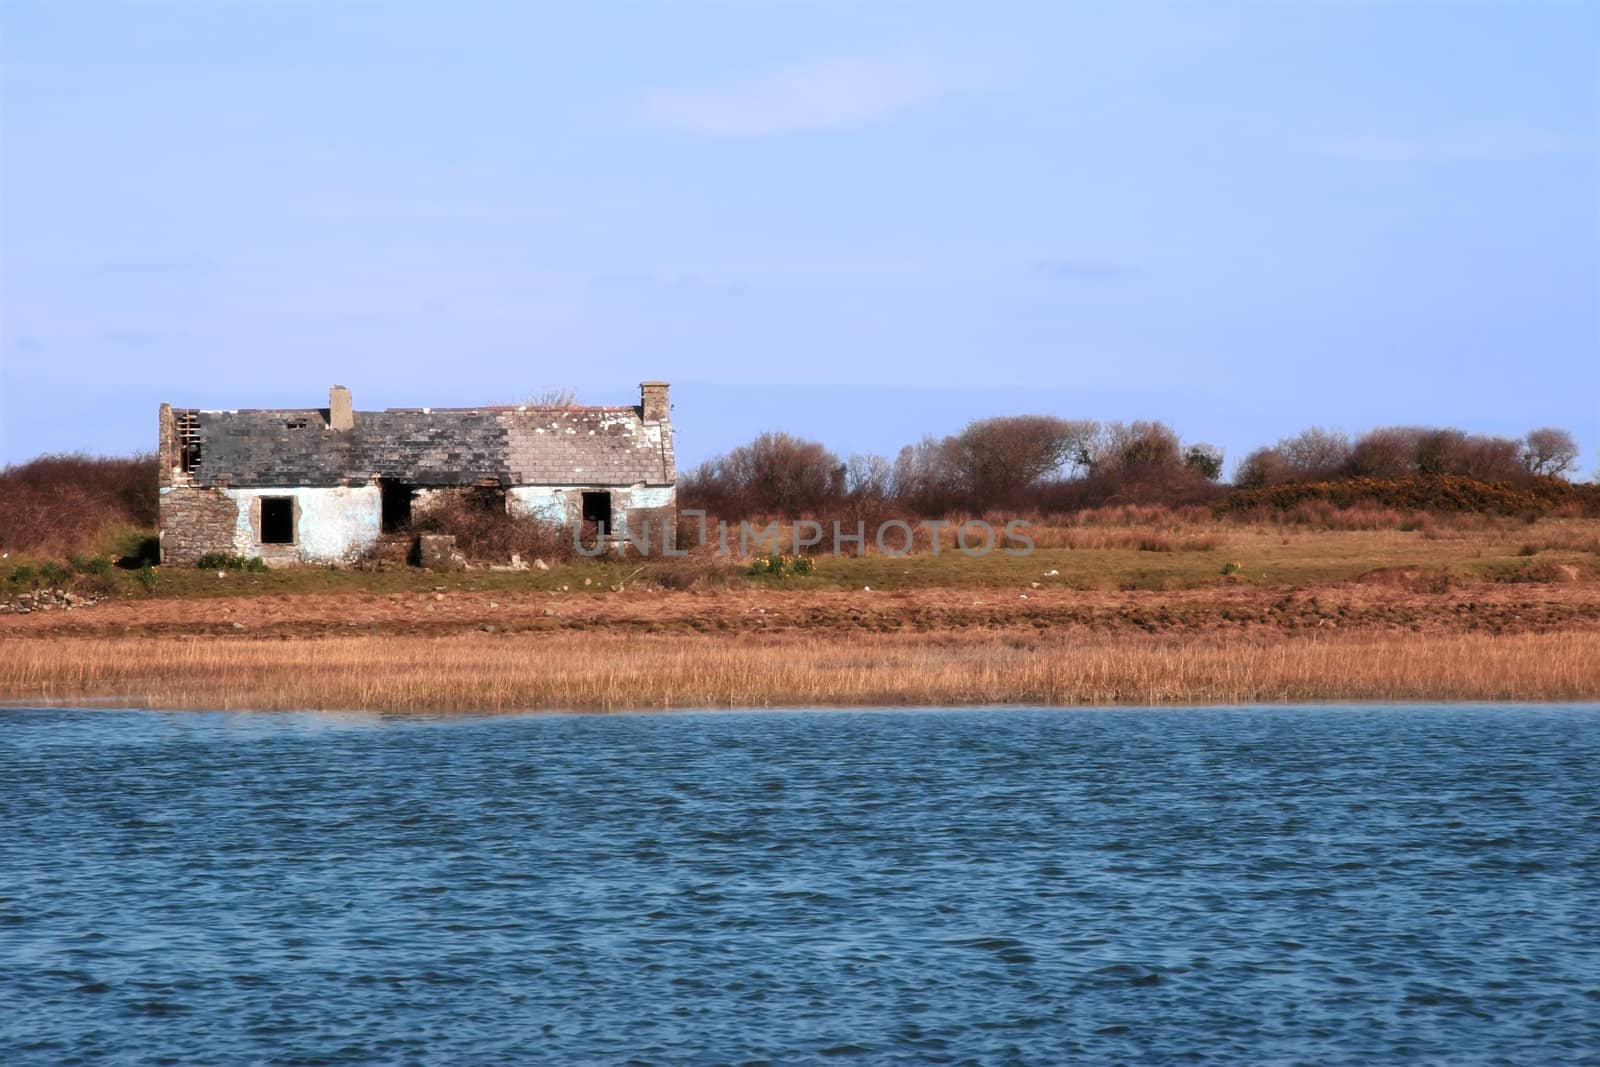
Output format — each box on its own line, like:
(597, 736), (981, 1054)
(3, 705), (1598, 1065)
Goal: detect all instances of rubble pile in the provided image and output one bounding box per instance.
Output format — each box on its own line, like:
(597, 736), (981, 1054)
(1, 588), (104, 614)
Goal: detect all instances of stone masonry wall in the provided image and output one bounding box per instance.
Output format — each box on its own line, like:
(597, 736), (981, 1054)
(159, 486), (239, 564)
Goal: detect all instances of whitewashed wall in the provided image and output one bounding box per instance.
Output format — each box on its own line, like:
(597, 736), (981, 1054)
(508, 484), (675, 527)
(185, 482), (672, 565)
(507, 487), (569, 523)
(224, 486), (381, 564)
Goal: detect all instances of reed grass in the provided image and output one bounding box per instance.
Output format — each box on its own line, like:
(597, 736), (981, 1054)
(4, 629), (1595, 713)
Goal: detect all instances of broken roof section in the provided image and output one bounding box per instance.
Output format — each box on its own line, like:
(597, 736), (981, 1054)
(169, 385), (674, 489)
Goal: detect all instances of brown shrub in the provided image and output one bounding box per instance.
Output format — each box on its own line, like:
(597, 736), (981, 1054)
(1527, 530), (1600, 555)
(0, 453), (158, 556)
(950, 415), (1099, 509)
(1269, 501), (1407, 530)
(1350, 428), (1420, 478)
(1345, 426), (1544, 481)
(1068, 504), (1212, 527)
(1235, 447), (1292, 488)
(1456, 435), (1525, 482)
(408, 495), (578, 564)
(1216, 475), (1600, 518)
(681, 432), (844, 517)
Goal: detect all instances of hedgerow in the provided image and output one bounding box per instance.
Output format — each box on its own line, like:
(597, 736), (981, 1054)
(1214, 476), (1600, 518)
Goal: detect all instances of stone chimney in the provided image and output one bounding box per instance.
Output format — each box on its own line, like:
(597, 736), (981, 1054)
(640, 380), (670, 422)
(329, 385), (354, 431)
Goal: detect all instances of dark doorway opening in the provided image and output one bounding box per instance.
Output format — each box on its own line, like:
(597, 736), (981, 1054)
(380, 480), (415, 532)
(466, 485), (507, 513)
(581, 491), (612, 533)
(261, 497), (294, 544)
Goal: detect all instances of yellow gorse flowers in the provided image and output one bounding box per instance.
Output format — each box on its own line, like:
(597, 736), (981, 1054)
(749, 554), (817, 578)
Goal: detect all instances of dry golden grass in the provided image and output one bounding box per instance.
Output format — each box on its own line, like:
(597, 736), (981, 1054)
(3, 629), (1596, 712)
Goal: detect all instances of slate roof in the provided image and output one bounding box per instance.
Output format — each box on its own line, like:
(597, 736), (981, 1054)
(187, 406), (674, 488)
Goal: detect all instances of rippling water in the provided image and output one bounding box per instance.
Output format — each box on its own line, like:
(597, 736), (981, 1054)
(3, 705), (1598, 1065)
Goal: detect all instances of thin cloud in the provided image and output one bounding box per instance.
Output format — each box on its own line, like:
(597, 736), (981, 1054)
(643, 54), (985, 136)
(1320, 122), (1594, 162)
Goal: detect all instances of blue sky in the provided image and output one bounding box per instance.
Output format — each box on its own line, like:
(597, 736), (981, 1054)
(2, 1), (1596, 475)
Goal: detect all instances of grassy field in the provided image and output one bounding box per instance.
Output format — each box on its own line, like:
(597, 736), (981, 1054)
(7, 516), (1597, 599)
(3, 518), (1598, 711)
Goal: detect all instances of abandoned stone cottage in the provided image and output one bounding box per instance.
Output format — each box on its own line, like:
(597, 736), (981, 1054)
(157, 382), (674, 565)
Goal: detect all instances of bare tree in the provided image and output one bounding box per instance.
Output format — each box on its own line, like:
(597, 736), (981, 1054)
(523, 386), (578, 407)
(892, 436), (962, 513)
(1234, 446), (1290, 488)
(1182, 443), (1225, 482)
(1522, 427), (1579, 477)
(844, 453), (894, 500)
(719, 432), (843, 514)
(1350, 427), (1422, 478)
(953, 416), (1099, 509)
(1275, 427), (1352, 479)
(1092, 421), (1182, 474)
(1415, 428), (1468, 475)
(1454, 435), (1524, 481)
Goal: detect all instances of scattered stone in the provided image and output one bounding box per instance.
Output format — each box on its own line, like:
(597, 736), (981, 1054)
(533, 558), (550, 571)
(434, 593), (446, 601)
(478, 624), (497, 633)
(542, 608), (555, 617)
(231, 621), (248, 631)
(488, 601), (499, 609)
(419, 534), (467, 572)
(0, 586), (108, 614)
